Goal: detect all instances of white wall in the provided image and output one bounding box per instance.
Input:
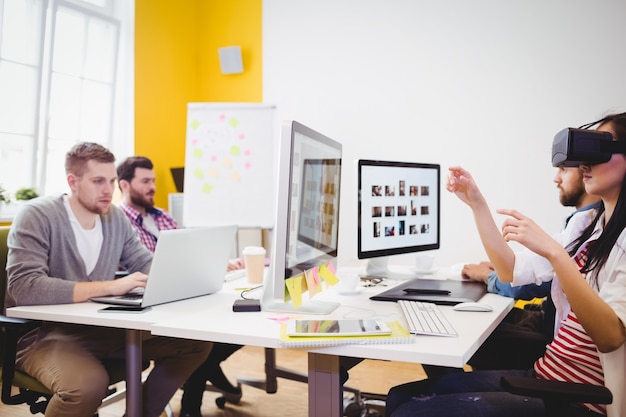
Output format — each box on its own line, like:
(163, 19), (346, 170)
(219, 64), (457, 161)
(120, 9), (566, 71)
(263, 0), (626, 270)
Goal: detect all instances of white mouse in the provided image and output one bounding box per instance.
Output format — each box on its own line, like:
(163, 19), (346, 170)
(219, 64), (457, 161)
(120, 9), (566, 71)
(453, 302), (493, 312)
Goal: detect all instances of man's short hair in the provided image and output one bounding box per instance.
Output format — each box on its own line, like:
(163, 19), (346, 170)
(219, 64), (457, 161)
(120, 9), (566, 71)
(116, 156), (154, 186)
(65, 142), (115, 177)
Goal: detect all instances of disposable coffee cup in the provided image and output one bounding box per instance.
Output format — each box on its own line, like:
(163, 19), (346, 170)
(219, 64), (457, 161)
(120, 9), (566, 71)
(243, 246), (266, 284)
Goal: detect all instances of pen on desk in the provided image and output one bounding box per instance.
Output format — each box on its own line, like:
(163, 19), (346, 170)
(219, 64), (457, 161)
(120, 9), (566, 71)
(402, 288), (451, 295)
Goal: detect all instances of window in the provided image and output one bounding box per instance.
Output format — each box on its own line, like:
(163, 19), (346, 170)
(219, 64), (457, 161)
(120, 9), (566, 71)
(0, 0), (133, 198)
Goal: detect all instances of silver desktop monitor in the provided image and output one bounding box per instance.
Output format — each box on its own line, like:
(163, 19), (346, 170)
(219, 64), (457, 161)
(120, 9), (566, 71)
(261, 120), (342, 314)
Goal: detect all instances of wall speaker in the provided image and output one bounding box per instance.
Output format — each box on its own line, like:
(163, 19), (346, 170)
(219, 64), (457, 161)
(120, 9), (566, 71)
(218, 46), (244, 74)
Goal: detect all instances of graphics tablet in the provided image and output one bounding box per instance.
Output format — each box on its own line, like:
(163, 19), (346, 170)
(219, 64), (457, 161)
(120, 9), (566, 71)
(370, 278), (487, 305)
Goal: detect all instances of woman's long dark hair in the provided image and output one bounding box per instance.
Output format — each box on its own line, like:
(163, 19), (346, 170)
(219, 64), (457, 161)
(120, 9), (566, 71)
(567, 112), (626, 288)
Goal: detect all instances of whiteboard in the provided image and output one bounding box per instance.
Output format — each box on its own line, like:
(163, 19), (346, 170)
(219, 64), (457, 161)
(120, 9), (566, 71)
(183, 103), (276, 228)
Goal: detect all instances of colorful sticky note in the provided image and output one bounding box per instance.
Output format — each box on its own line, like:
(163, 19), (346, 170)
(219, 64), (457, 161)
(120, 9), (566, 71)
(190, 119), (200, 129)
(230, 145), (241, 156)
(228, 117), (239, 128)
(192, 148), (203, 158)
(318, 263), (340, 286)
(201, 183), (213, 194)
(285, 275), (304, 308)
(304, 268), (323, 297)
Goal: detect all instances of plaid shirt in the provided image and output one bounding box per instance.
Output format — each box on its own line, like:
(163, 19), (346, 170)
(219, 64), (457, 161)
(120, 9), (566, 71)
(119, 202), (178, 253)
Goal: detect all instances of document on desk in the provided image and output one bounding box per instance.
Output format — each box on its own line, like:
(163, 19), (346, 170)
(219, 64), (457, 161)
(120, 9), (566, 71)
(278, 320), (414, 347)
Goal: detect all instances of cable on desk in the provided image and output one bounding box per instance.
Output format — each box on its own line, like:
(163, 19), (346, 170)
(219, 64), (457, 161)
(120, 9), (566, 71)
(239, 286), (263, 300)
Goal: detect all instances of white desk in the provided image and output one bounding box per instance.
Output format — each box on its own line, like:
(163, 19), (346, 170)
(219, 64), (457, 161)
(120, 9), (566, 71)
(151, 280), (514, 417)
(8, 279), (512, 417)
(6, 294), (231, 417)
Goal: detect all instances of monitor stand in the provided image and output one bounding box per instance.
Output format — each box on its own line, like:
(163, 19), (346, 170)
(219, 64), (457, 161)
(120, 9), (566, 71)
(365, 257), (418, 280)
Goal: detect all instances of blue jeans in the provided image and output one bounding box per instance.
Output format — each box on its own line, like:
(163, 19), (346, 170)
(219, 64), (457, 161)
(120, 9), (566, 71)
(386, 369), (603, 417)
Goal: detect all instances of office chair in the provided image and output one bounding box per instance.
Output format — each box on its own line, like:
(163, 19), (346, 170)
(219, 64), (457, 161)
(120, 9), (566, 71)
(0, 226), (160, 416)
(501, 375), (612, 417)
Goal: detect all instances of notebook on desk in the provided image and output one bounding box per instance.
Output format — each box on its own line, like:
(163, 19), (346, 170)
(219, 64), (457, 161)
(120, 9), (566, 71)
(370, 278), (487, 305)
(91, 225), (237, 308)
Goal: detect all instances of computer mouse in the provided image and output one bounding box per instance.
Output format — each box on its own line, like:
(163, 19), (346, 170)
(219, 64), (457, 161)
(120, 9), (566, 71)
(452, 302), (493, 312)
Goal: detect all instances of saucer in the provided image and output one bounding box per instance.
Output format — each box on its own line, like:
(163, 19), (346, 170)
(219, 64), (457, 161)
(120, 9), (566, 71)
(337, 289), (362, 295)
(412, 267), (436, 275)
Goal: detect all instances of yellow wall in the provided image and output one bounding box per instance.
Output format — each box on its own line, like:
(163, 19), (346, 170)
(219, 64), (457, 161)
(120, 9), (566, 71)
(135, 0), (262, 209)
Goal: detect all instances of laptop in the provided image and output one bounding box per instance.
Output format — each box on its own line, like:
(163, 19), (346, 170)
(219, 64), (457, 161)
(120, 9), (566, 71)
(91, 225), (237, 308)
(370, 278), (487, 305)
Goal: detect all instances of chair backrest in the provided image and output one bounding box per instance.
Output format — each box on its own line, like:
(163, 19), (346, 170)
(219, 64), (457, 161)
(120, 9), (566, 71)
(0, 226), (9, 314)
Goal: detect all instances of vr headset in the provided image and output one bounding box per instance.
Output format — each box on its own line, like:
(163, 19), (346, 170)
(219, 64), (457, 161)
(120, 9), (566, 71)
(551, 127), (625, 167)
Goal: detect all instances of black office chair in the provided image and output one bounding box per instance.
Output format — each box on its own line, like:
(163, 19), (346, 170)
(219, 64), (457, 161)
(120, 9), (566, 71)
(501, 375), (612, 417)
(0, 226), (154, 415)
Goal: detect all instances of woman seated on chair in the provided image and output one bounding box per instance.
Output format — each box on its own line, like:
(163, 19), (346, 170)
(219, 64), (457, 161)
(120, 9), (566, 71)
(386, 112), (626, 417)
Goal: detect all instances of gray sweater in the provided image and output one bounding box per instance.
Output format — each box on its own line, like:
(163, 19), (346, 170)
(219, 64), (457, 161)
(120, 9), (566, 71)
(6, 195), (152, 308)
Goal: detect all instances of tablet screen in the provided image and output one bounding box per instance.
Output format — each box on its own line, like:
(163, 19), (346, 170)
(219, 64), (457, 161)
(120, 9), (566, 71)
(286, 319), (391, 337)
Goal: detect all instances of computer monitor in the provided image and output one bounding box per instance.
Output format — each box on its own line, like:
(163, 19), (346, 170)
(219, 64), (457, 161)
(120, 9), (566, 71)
(357, 159), (440, 279)
(261, 121), (342, 314)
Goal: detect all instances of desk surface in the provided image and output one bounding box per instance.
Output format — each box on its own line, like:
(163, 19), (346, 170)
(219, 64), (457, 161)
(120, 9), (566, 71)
(151, 280), (513, 368)
(7, 274), (513, 417)
(8, 278), (513, 368)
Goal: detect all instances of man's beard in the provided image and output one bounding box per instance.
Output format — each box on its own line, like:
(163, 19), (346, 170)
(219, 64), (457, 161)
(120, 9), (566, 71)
(130, 189), (154, 210)
(78, 195), (110, 215)
(559, 187), (585, 207)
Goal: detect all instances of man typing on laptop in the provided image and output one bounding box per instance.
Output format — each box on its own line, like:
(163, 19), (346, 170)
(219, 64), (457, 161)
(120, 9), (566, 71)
(116, 156), (244, 417)
(5, 143), (212, 417)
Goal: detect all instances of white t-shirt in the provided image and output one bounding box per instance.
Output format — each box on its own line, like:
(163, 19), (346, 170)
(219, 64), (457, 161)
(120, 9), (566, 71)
(63, 195), (103, 276)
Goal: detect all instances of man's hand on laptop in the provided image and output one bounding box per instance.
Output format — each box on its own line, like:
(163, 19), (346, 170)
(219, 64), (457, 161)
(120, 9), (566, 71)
(110, 272), (148, 295)
(73, 272), (148, 303)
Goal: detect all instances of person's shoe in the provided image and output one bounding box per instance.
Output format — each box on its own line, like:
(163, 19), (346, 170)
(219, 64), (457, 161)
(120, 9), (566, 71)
(218, 383), (242, 404)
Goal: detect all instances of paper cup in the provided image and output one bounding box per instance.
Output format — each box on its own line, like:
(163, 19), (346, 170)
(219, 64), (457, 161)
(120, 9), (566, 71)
(243, 246), (266, 284)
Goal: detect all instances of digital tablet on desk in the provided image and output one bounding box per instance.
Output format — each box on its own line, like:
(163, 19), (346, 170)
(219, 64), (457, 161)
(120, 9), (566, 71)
(286, 319), (392, 337)
(370, 278), (487, 305)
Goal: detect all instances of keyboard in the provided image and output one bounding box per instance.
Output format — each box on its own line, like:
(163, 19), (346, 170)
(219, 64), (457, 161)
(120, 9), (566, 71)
(398, 300), (457, 337)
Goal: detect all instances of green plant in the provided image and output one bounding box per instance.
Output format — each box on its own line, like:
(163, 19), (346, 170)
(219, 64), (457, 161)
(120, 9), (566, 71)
(0, 184), (9, 203)
(15, 187), (39, 201)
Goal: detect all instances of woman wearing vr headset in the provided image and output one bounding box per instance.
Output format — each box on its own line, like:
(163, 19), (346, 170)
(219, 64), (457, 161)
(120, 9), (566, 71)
(385, 112), (626, 417)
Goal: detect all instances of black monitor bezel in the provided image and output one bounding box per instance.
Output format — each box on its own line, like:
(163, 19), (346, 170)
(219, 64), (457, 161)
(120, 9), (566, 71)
(357, 159), (440, 259)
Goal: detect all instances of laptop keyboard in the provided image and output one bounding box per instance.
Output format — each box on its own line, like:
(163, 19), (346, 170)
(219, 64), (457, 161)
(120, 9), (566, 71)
(117, 287), (145, 300)
(398, 300), (457, 337)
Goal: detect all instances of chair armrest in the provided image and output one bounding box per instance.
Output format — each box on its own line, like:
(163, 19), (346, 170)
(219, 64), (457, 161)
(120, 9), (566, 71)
(0, 314), (41, 331)
(501, 376), (612, 405)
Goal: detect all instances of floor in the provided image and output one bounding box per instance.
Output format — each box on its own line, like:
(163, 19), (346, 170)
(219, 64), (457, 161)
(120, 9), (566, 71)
(0, 345), (428, 417)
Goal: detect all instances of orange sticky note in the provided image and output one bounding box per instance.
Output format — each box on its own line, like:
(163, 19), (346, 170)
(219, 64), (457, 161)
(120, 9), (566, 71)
(304, 269), (322, 297)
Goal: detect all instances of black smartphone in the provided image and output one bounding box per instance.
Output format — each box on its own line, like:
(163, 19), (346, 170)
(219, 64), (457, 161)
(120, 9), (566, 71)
(98, 306), (152, 313)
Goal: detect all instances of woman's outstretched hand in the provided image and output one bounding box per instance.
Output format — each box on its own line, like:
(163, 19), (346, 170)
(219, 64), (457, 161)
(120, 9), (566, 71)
(497, 208), (562, 259)
(446, 166), (486, 208)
